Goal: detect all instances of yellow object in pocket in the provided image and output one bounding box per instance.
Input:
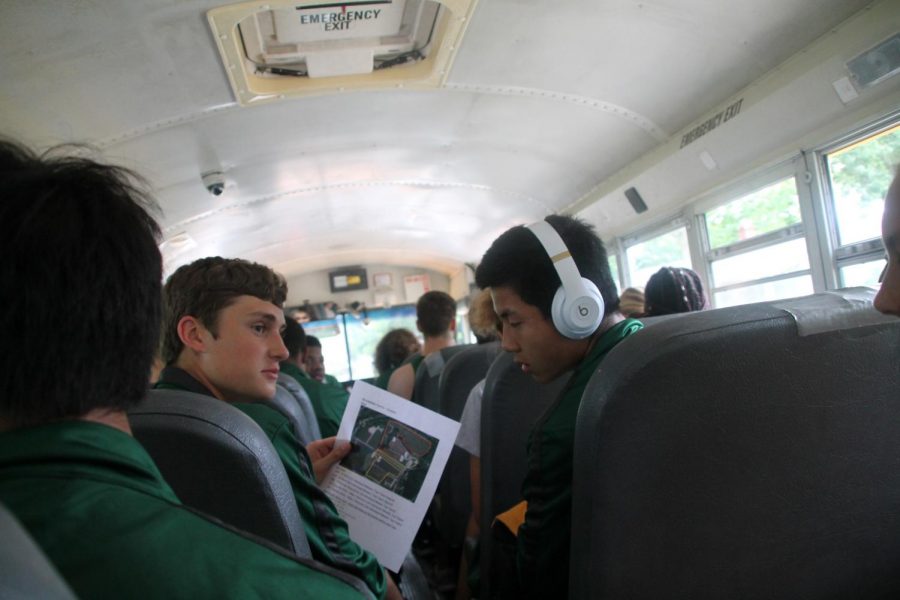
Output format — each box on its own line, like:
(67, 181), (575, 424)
(493, 501), (528, 536)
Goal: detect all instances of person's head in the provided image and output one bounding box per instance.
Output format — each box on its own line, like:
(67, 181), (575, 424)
(374, 329), (421, 375)
(469, 288), (501, 343)
(875, 168), (900, 316)
(643, 267), (707, 317)
(618, 287), (646, 318)
(282, 316), (307, 364)
(0, 140), (162, 429)
(416, 291), (457, 338)
(303, 335), (326, 381)
(162, 257), (289, 403)
(475, 214), (619, 383)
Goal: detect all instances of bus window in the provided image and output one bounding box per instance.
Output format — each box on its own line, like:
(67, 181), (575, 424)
(822, 122), (900, 288)
(625, 226), (691, 289)
(305, 305), (418, 382)
(840, 260), (887, 288)
(703, 177), (813, 307)
(704, 178), (802, 249)
(607, 255), (620, 295)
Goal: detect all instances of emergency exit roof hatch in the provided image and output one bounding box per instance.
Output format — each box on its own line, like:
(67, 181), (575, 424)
(209, 0), (477, 106)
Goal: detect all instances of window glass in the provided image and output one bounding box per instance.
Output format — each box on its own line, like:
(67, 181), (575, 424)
(303, 320), (349, 381)
(705, 178), (801, 249)
(710, 238), (810, 288)
(305, 305), (418, 382)
(626, 227), (691, 289)
(826, 123), (900, 246)
(608, 255), (620, 294)
(839, 258), (886, 288)
(713, 274), (814, 308)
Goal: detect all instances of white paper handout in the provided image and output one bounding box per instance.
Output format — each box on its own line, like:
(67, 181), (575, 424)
(321, 380), (460, 572)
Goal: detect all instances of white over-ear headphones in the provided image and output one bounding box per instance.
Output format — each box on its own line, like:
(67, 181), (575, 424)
(527, 220), (605, 339)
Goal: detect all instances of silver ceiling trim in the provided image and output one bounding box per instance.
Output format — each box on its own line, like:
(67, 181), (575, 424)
(444, 83), (667, 141)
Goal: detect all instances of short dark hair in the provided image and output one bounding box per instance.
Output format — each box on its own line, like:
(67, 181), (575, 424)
(161, 257), (287, 364)
(374, 329), (421, 374)
(282, 317), (307, 359)
(643, 267), (707, 316)
(416, 291), (457, 337)
(0, 140), (162, 428)
(305, 335), (322, 349)
(475, 214), (619, 319)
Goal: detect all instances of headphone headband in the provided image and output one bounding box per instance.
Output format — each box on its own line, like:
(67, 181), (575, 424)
(527, 221), (590, 301)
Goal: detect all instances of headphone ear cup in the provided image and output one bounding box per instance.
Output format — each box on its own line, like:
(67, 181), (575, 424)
(551, 278), (604, 339)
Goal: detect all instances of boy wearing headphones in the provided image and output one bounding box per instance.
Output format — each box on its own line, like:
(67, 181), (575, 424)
(475, 215), (643, 599)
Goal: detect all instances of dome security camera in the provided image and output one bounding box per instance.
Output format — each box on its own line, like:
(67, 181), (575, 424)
(201, 171), (226, 196)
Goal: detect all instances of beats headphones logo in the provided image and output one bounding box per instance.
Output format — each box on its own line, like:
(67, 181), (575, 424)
(578, 304), (589, 317)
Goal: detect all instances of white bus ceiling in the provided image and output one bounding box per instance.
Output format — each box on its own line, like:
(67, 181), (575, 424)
(1, 0), (898, 284)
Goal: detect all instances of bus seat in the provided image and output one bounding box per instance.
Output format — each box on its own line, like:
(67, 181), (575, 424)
(273, 372), (322, 445)
(479, 351), (571, 600)
(411, 345), (472, 412)
(637, 312), (687, 328)
(436, 342), (501, 550)
(129, 388), (312, 558)
(570, 289), (900, 599)
(0, 503), (76, 600)
(398, 550), (432, 600)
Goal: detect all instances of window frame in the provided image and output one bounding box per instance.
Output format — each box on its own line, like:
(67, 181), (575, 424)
(691, 158), (820, 306)
(809, 110), (900, 289)
(620, 213), (694, 290)
(594, 111), (899, 311)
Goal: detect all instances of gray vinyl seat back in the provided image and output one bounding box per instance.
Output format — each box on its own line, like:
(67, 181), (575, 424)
(434, 342), (501, 549)
(637, 312), (686, 328)
(273, 372), (322, 445)
(411, 344), (472, 412)
(479, 351), (571, 600)
(0, 503), (76, 600)
(570, 289), (900, 599)
(130, 388), (311, 557)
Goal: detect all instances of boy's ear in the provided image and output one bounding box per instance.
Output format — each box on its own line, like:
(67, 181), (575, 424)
(177, 316), (208, 353)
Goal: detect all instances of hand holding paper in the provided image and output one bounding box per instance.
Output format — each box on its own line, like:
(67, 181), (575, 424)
(307, 437), (352, 484)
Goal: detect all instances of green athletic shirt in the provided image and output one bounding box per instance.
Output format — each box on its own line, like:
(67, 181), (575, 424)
(0, 420), (365, 599)
(280, 361), (349, 438)
(322, 373), (343, 389)
(154, 367), (386, 600)
(517, 318), (644, 599)
(374, 369), (393, 390)
(374, 353), (423, 391)
(409, 354), (425, 373)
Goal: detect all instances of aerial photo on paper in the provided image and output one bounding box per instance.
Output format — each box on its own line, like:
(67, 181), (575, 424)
(342, 406), (438, 502)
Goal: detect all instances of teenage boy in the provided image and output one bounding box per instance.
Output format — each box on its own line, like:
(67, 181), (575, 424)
(388, 290), (457, 400)
(0, 140), (365, 598)
(474, 214), (643, 599)
(304, 335), (343, 388)
(157, 256), (400, 600)
(280, 322), (349, 437)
